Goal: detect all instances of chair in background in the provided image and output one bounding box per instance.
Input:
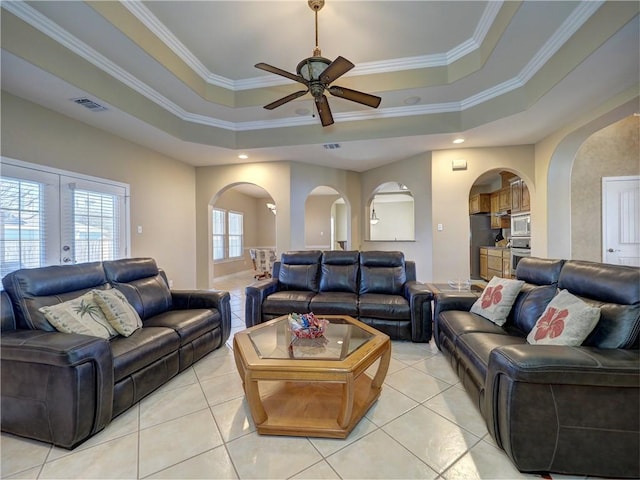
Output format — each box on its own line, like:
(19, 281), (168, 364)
(250, 248), (277, 280)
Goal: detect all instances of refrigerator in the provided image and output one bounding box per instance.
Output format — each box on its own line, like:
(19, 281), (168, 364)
(469, 214), (499, 279)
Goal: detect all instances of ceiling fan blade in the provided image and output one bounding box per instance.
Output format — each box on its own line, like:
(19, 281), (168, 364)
(314, 95), (334, 127)
(328, 86), (382, 108)
(263, 90), (309, 110)
(255, 63), (308, 85)
(320, 56), (355, 84)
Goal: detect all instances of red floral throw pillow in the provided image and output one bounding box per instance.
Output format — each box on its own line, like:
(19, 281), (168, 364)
(470, 276), (525, 326)
(527, 289), (601, 346)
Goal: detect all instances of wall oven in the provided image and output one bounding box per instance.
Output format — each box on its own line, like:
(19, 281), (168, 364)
(510, 236), (531, 276)
(511, 212), (531, 237)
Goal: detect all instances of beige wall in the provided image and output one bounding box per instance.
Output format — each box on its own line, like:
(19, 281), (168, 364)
(361, 153), (433, 280)
(571, 115), (640, 261)
(1, 92), (198, 288)
(305, 195), (340, 249)
(431, 145), (535, 282)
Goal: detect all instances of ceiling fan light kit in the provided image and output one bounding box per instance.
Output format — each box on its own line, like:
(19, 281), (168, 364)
(255, 0), (381, 127)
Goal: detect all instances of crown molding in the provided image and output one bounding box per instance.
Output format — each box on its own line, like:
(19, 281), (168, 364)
(1, 0), (604, 133)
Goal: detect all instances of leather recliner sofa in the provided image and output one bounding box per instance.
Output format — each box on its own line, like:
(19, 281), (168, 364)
(245, 250), (433, 342)
(1, 258), (231, 449)
(433, 257), (640, 478)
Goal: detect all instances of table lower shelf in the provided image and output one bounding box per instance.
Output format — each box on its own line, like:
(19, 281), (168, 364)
(253, 374), (381, 438)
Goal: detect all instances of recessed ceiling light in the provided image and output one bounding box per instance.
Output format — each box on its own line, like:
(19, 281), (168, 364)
(403, 96), (421, 105)
(453, 138), (465, 144)
(238, 154), (248, 159)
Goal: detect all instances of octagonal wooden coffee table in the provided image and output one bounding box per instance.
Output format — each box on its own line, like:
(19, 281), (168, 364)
(233, 315), (391, 438)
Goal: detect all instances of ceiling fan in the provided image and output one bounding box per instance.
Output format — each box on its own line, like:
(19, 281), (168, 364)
(255, 0), (381, 127)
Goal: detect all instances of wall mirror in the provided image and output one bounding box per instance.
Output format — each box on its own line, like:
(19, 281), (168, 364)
(368, 182), (414, 241)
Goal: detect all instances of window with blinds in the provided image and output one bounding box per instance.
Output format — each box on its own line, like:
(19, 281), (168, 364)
(0, 158), (130, 276)
(212, 208), (244, 261)
(0, 177), (46, 277)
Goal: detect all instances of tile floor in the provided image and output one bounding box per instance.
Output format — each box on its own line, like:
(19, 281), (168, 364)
(2, 272), (584, 480)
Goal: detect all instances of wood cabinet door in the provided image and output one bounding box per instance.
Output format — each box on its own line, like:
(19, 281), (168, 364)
(490, 193), (501, 228)
(498, 187), (511, 212)
(511, 180), (521, 213)
(480, 249), (488, 280)
(521, 181), (530, 211)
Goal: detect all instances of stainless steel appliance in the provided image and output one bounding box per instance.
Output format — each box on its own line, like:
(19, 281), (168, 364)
(511, 212), (531, 237)
(511, 236), (531, 275)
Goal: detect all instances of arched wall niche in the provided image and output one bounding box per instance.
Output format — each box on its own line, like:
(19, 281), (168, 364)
(304, 185), (351, 251)
(367, 181), (415, 241)
(209, 181), (276, 280)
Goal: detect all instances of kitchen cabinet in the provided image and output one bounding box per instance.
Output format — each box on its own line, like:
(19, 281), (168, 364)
(469, 193), (491, 214)
(490, 192), (510, 229)
(479, 247), (488, 280)
(498, 187), (511, 212)
(480, 247), (510, 281)
(511, 178), (530, 213)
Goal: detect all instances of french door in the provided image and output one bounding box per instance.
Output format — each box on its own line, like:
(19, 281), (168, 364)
(0, 159), (129, 277)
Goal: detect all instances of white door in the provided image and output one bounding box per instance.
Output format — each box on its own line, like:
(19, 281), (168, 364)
(603, 176), (640, 266)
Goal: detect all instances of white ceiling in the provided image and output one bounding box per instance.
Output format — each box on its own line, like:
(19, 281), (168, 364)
(1, 1), (638, 177)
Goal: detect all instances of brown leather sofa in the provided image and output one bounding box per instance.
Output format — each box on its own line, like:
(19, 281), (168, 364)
(1, 258), (231, 449)
(433, 257), (640, 478)
(245, 250), (433, 342)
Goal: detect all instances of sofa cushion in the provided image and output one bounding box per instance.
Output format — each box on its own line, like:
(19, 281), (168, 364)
(39, 291), (118, 339)
(527, 290), (601, 346)
(310, 292), (358, 316)
(2, 261), (108, 331)
(278, 251), (322, 292)
(359, 293), (410, 320)
(143, 309), (218, 346)
(93, 288), (143, 337)
(437, 310), (510, 345)
(359, 251), (406, 295)
(110, 326), (181, 382)
(558, 260), (640, 349)
(509, 283), (559, 334)
(319, 251), (359, 293)
(516, 257), (564, 285)
(470, 277), (525, 326)
(103, 258), (172, 320)
(262, 291), (316, 315)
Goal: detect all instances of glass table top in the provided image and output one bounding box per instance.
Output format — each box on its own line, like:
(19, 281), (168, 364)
(248, 316), (374, 361)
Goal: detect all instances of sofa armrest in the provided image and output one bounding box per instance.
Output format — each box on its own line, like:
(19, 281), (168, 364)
(1, 330), (114, 448)
(433, 291), (479, 318)
(245, 278), (279, 328)
(485, 344), (640, 477)
(404, 281), (434, 342)
(171, 290), (231, 342)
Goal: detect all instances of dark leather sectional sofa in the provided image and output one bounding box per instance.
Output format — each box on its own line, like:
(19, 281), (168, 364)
(245, 250), (433, 342)
(1, 258), (231, 449)
(433, 257), (640, 478)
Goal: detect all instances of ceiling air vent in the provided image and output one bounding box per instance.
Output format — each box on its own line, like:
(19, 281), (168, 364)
(323, 143), (341, 150)
(71, 97), (108, 112)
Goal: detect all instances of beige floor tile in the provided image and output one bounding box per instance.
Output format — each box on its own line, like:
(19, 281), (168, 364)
(411, 352), (460, 385)
(308, 417), (378, 457)
(144, 445), (238, 479)
(209, 397), (256, 442)
(424, 386), (488, 438)
(139, 409), (223, 478)
(193, 346), (238, 382)
(390, 340), (436, 364)
(4, 465), (41, 479)
(0, 433), (51, 478)
(226, 433), (322, 479)
(441, 438), (535, 479)
(384, 365), (451, 402)
(364, 385), (420, 427)
(382, 405), (481, 474)
(48, 404), (140, 461)
(326, 429), (438, 479)
(200, 371), (245, 406)
(39, 432), (138, 479)
(291, 460), (341, 479)
(139, 382), (209, 429)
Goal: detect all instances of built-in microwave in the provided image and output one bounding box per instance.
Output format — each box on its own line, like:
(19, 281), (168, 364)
(511, 212), (531, 237)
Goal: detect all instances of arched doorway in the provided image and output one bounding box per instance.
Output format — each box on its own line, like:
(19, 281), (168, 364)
(304, 186), (348, 250)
